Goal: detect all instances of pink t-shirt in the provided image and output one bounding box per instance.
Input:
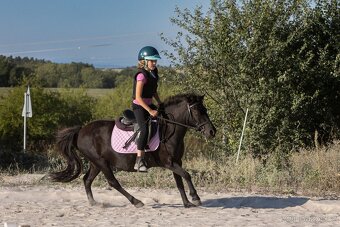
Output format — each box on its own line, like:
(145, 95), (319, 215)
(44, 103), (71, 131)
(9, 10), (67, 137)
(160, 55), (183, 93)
(133, 73), (153, 105)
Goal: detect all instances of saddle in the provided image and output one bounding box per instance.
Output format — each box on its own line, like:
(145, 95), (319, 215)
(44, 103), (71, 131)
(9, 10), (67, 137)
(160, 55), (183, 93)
(111, 109), (159, 153)
(115, 109), (138, 132)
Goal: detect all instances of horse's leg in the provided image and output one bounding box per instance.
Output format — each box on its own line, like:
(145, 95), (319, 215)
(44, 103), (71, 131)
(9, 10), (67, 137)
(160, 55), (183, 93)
(99, 160), (144, 208)
(168, 162), (201, 207)
(172, 172), (196, 207)
(83, 163), (100, 206)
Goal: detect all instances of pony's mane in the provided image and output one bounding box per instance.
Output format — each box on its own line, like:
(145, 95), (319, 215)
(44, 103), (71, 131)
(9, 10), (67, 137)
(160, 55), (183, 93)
(163, 93), (201, 107)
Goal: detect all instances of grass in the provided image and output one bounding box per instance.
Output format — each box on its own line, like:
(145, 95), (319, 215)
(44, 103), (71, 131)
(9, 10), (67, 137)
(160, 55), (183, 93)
(0, 87), (113, 98)
(48, 88), (114, 98)
(1, 141), (339, 197)
(0, 87), (11, 97)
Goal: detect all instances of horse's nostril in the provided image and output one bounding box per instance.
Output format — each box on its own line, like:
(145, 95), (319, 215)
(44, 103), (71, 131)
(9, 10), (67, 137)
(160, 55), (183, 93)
(209, 130), (215, 137)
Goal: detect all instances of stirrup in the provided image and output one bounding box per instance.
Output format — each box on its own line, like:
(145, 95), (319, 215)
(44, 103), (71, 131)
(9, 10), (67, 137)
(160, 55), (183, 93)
(134, 158), (148, 172)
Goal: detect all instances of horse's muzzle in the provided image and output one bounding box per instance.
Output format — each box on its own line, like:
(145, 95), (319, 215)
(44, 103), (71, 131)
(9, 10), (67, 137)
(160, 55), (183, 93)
(202, 124), (216, 139)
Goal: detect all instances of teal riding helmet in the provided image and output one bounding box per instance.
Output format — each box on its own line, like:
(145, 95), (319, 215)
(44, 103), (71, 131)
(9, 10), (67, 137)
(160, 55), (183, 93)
(138, 46), (161, 61)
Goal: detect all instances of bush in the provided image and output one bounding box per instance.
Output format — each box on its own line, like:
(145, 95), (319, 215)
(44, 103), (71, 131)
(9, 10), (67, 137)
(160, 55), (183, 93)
(93, 78), (132, 119)
(162, 0), (340, 156)
(0, 86), (95, 168)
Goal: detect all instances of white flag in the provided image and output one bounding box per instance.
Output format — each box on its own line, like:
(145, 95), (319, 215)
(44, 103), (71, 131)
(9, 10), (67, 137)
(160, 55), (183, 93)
(22, 86), (32, 118)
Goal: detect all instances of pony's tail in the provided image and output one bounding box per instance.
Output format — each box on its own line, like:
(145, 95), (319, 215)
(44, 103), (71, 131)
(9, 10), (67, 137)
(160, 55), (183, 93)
(49, 126), (82, 182)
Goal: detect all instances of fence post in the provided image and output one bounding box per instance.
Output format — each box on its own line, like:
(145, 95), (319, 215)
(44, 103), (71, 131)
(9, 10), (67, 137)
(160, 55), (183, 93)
(236, 108), (248, 164)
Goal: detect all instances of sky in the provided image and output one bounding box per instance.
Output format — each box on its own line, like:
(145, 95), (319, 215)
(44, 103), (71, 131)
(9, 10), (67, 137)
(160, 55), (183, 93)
(0, 0), (210, 68)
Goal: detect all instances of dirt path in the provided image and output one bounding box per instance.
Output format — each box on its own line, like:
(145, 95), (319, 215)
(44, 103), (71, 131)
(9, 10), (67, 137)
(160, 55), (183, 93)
(0, 174), (339, 227)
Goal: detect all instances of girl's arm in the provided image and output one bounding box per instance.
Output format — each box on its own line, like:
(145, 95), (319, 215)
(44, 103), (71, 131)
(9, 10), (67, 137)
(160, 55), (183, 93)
(153, 91), (162, 105)
(135, 81), (158, 117)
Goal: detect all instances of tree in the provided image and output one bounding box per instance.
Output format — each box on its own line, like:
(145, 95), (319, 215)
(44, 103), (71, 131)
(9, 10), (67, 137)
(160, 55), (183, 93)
(0, 56), (11, 86)
(35, 63), (59, 87)
(162, 0), (340, 156)
(93, 79), (132, 119)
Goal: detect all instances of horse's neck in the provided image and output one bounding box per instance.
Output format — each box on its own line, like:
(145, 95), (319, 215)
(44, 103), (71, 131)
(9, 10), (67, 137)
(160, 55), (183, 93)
(164, 101), (188, 124)
(162, 101), (188, 140)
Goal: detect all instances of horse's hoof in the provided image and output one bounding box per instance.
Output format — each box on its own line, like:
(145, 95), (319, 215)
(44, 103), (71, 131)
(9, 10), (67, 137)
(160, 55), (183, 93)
(100, 202), (112, 208)
(184, 202), (196, 208)
(89, 200), (98, 206)
(192, 199), (202, 206)
(134, 201), (144, 208)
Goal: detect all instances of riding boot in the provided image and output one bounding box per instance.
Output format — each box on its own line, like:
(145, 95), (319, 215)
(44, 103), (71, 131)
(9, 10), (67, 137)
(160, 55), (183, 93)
(134, 156), (148, 172)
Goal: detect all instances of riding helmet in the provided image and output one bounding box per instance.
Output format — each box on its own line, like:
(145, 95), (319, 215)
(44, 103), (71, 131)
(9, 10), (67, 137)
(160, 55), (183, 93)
(138, 46), (161, 61)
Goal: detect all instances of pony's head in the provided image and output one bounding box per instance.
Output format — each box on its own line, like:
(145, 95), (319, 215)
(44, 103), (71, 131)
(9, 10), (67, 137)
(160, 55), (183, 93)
(163, 93), (216, 138)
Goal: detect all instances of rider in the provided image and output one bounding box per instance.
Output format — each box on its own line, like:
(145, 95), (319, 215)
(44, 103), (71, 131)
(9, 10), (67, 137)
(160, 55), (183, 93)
(133, 46), (162, 172)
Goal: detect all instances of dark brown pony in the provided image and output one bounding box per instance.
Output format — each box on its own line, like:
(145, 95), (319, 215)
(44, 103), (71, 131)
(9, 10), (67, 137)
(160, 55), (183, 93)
(50, 93), (216, 208)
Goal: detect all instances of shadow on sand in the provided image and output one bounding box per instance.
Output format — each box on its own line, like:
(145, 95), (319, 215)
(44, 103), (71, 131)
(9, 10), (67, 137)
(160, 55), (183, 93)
(202, 196), (309, 209)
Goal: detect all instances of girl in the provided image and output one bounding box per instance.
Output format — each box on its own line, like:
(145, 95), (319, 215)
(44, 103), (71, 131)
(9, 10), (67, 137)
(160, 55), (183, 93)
(132, 46), (162, 172)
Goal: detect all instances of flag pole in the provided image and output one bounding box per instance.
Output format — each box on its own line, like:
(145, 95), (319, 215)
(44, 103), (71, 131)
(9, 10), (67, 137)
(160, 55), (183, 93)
(23, 91), (27, 152)
(22, 86), (32, 152)
(24, 103), (27, 153)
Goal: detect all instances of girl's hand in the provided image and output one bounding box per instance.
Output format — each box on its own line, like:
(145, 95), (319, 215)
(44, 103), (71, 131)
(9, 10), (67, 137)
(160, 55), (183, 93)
(149, 109), (158, 117)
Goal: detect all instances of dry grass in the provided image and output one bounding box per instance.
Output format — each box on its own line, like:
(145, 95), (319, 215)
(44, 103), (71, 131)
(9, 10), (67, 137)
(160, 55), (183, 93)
(181, 141), (339, 196)
(1, 141), (339, 197)
(187, 141), (340, 195)
(289, 141), (340, 195)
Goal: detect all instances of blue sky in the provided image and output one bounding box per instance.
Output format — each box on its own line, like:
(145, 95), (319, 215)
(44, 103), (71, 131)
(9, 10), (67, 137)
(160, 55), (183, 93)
(0, 0), (209, 68)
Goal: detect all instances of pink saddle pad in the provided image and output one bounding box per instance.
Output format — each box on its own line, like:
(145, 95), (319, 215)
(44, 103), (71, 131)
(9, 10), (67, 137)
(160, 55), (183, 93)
(111, 124), (160, 153)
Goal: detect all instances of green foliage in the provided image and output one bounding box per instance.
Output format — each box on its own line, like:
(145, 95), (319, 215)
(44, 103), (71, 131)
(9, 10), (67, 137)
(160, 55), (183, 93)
(161, 0), (340, 156)
(58, 88), (96, 126)
(93, 78), (132, 119)
(0, 56), (11, 86)
(0, 55), (135, 89)
(0, 56), (45, 86)
(0, 87), (95, 168)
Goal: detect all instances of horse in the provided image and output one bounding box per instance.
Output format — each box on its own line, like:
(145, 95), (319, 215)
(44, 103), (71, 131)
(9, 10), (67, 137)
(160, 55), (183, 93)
(50, 93), (216, 208)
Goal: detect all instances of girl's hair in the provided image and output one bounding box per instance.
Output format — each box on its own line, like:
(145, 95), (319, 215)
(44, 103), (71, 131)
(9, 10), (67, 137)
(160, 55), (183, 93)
(137, 60), (145, 69)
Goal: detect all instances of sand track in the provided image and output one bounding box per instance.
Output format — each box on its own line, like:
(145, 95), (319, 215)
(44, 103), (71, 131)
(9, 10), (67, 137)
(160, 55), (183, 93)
(0, 174), (339, 227)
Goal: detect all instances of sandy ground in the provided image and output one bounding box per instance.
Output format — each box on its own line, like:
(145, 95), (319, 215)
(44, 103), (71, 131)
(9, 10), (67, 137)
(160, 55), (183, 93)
(0, 174), (339, 227)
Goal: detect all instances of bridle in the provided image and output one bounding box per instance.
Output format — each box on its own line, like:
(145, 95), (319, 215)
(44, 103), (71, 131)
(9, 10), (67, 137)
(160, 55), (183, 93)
(156, 102), (210, 132)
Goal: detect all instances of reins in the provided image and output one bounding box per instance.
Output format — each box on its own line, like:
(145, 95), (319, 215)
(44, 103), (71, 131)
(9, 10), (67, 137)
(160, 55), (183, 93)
(156, 116), (198, 130)
(156, 102), (209, 131)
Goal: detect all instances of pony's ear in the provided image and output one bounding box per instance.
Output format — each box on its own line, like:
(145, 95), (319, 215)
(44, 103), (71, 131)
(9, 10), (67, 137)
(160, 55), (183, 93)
(186, 94), (204, 104)
(185, 95), (194, 104)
